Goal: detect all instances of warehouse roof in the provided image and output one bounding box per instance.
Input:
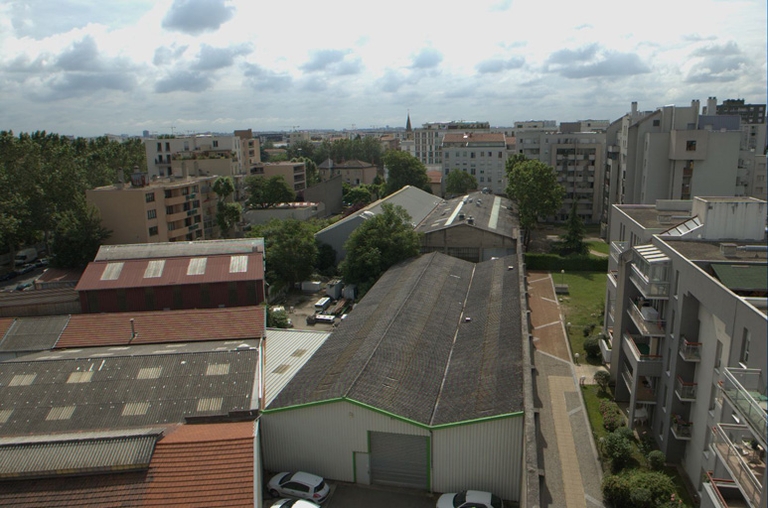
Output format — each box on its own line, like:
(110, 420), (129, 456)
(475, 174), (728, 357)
(268, 252), (523, 425)
(0, 341), (259, 435)
(0, 315), (71, 353)
(94, 239), (264, 261)
(416, 191), (518, 237)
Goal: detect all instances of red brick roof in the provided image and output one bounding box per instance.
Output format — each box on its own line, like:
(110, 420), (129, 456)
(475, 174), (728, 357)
(143, 422), (255, 507)
(76, 252), (264, 291)
(56, 306), (265, 348)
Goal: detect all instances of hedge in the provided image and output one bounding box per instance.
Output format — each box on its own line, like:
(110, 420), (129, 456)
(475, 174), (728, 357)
(524, 253), (608, 272)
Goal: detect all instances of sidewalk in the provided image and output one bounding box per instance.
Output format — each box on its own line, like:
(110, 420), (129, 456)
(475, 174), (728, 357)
(527, 271), (605, 508)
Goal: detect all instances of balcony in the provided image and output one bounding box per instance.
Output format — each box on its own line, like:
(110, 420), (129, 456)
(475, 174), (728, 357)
(675, 376), (697, 401)
(165, 195), (186, 206)
(679, 337), (702, 362)
(712, 424), (765, 508)
(599, 332), (612, 364)
(720, 368), (767, 446)
(607, 271), (618, 287)
(670, 415), (692, 440)
(703, 471), (751, 508)
(630, 264), (670, 299)
(621, 363), (658, 403)
(610, 241), (629, 263)
(628, 300), (666, 336)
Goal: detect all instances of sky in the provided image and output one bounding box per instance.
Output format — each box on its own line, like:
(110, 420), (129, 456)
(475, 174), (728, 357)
(0, 0), (766, 137)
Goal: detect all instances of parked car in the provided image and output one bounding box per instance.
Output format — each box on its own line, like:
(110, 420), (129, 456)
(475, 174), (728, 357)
(0, 271), (18, 282)
(19, 263), (36, 274)
(437, 490), (503, 508)
(35, 257), (49, 268)
(270, 499), (321, 508)
(15, 282), (32, 291)
(267, 472), (330, 504)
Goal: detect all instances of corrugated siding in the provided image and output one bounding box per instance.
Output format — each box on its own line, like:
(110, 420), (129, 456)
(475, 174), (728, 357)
(261, 401), (428, 482)
(432, 416), (523, 502)
(263, 330), (330, 407)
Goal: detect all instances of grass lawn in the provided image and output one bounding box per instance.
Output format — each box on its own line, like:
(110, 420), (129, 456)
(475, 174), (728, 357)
(587, 240), (610, 255)
(557, 271), (605, 363)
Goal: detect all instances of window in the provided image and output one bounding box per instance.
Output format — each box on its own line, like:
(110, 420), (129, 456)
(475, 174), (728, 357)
(673, 271), (679, 297)
(148, 226), (158, 236)
(145, 192), (155, 203)
(708, 383), (717, 412)
(156, 142), (161, 152)
(686, 140), (697, 151)
(740, 328), (750, 364)
(166, 206), (174, 215)
(653, 119), (660, 127)
(181, 186), (189, 195)
(498, 151), (502, 158)
(213, 140), (219, 148)
(147, 209), (157, 220)
(165, 142), (170, 151)
(470, 152), (475, 158)
(164, 190), (172, 198)
(714, 340), (723, 370)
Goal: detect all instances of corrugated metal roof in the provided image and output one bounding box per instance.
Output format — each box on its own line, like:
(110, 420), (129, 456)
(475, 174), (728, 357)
(56, 306), (265, 348)
(0, 315), (71, 352)
(0, 434), (159, 479)
(264, 329), (331, 406)
(95, 239), (264, 261)
(76, 251), (264, 291)
(268, 252), (524, 425)
(0, 343), (259, 435)
(416, 191), (517, 237)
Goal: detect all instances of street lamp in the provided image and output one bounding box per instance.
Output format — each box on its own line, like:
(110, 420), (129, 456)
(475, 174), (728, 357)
(560, 269), (565, 288)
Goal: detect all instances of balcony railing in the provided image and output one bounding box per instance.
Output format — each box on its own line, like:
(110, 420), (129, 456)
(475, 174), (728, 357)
(628, 301), (666, 336)
(610, 241), (629, 263)
(712, 424), (764, 508)
(623, 331), (663, 361)
(721, 368), (767, 446)
(629, 264), (670, 299)
(678, 337), (701, 362)
(675, 376), (697, 401)
(704, 471), (750, 508)
(670, 416), (692, 440)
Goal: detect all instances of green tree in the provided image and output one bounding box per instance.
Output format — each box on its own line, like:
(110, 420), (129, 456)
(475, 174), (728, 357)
(383, 151), (430, 195)
(559, 200), (587, 255)
(445, 169), (478, 195)
(603, 431), (633, 472)
(50, 199), (111, 269)
(213, 176), (241, 238)
(245, 175), (295, 209)
(249, 218), (317, 288)
(286, 139), (315, 160)
(505, 160), (563, 248)
(340, 203), (421, 294)
(344, 185), (374, 206)
(315, 241), (337, 276)
(593, 370), (611, 394)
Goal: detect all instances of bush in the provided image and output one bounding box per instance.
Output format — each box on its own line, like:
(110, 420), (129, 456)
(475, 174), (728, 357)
(604, 431), (633, 471)
(583, 337), (601, 358)
(523, 253), (609, 271)
(615, 426), (635, 442)
(602, 470), (677, 507)
(603, 411), (624, 432)
(594, 370), (611, 393)
(647, 450), (666, 471)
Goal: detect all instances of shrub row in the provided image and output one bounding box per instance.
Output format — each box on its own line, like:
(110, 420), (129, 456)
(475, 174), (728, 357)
(599, 399), (625, 432)
(602, 470), (679, 507)
(523, 253), (608, 272)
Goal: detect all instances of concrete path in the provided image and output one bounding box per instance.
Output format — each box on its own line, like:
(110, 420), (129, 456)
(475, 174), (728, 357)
(527, 271), (605, 508)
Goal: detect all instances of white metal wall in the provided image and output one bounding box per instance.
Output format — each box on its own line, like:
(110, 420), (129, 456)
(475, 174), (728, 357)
(261, 400), (428, 482)
(432, 416), (524, 502)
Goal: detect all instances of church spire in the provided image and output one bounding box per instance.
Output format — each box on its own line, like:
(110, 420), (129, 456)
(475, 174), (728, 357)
(405, 111), (412, 133)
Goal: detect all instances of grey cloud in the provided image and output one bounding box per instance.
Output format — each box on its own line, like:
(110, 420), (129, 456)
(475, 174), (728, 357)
(411, 48), (443, 69)
(691, 40), (740, 57)
(489, 0), (512, 11)
(299, 77), (328, 93)
(192, 44), (251, 71)
(243, 63), (292, 92)
(685, 41), (746, 83)
(155, 71), (213, 93)
(56, 36), (101, 71)
(575, 24), (593, 30)
(681, 33), (717, 42)
(40, 72), (136, 100)
(4, 54), (48, 74)
(301, 50), (348, 72)
(162, 0), (235, 35)
(333, 58), (363, 76)
(545, 45), (650, 78)
(153, 45), (189, 66)
(475, 56), (524, 74)
(378, 70), (409, 93)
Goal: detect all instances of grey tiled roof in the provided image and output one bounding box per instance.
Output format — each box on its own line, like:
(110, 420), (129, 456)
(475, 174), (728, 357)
(0, 341), (259, 435)
(416, 191), (518, 238)
(269, 252), (523, 425)
(0, 316), (71, 353)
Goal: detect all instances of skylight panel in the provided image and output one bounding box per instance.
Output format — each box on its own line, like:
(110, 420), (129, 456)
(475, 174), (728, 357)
(101, 262), (124, 281)
(197, 398), (223, 412)
(0, 409), (13, 423)
(46, 406), (75, 421)
(122, 402), (150, 416)
(187, 257), (207, 275)
(230, 255), (248, 273)
(137, 367), (162, 379)
(67, 371), (94, 383)
(144, 260), (165, 278)
(9, 374), (36, 386)
(206, 363), (230, 376)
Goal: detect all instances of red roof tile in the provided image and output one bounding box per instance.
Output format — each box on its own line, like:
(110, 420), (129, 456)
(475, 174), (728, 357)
(56, 306), (265, 348)
(76, 252), (264, 291)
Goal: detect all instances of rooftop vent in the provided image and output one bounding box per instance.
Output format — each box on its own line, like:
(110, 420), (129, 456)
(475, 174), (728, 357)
(719, 243), (737, 257)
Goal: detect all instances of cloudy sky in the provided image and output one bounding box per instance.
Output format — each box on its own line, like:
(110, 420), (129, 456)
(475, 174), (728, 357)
(1, 0), (765, 137)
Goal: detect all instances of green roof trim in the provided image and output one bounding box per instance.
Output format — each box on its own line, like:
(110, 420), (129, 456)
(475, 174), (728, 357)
(263, 396), (523, 429)
(711, 264), (768, 292)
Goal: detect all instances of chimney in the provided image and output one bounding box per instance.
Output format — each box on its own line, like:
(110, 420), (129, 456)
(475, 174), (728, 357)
(631, 101), (638, 115)
(129, 318), (137, 342)
(182, 161), (189, 179)
(691, 99), (700, 113)
(706, 96), (717, 115)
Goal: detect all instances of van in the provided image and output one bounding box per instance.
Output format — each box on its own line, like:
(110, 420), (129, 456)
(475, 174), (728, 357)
(14, 248), (38, 267)
(314, 297), (331, 313)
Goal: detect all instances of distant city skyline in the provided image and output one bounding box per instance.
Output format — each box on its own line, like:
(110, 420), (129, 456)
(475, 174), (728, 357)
(1, 0), (765, 137)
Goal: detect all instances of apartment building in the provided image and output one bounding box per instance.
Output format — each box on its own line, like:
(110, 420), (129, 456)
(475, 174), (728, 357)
(144, 134), (248, 179)
(235, 128), (262, 170)
(87, 170), (218, 244)
(603, 196), (767, 508)
(441, 132), (508, 195)
(250, 161), (307, 193)
(413, 121), (491, 166)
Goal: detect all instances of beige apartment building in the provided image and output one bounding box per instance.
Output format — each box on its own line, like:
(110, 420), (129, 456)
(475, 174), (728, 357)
(87, 171), (218, 245)
(144, 133), (252, 179)
(250, 162), (307, 193)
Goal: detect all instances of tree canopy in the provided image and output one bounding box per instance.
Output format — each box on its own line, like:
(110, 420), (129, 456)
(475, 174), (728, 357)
(50, 199), (112, 269)
(213, 176), (241, 238)
(383, 150), (431, 195)
(505, 159), (563, 248)
(246, 175), (295, 209)
(248, 218), (318, 289)
(558, 200), (588, 255)
(312, 136), (382, 168)
(340, 203), (421, 295)
(445, 169), (478, 196)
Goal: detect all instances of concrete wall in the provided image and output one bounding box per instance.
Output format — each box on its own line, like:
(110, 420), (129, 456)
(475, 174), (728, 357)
(304, 176), (343, 216)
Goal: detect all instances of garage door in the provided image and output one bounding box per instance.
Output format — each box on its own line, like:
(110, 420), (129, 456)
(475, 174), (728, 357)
(369, 431), (429, 490)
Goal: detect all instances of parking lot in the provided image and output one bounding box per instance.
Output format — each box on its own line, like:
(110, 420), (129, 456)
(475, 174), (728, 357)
(263, 482), (438, 508)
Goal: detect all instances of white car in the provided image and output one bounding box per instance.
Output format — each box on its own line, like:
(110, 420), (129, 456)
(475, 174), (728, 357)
(267, 471), (330, 504)
(270, 499), (321, 508)
(437, 490), (503, 508)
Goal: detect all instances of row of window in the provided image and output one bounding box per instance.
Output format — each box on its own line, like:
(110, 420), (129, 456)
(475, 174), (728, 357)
(445, 151), (504, 158)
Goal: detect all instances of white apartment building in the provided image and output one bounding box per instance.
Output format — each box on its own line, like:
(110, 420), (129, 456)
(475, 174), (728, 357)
(603, 196), (767, 508)
(143, 134), (248, 179)
(413, 121), (491, 166)
(441, 132), (508, 195)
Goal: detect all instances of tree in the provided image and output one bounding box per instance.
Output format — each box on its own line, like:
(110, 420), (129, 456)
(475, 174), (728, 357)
(445, 169), (478, 195)
(286, 139), (315, 161)
(594, 370), (611, 394)
(340, 203), (421, 294)
(50, 200), (111, 269)
(344, 185), (374, 206)
(246, 175), (295, 209)
(383, 151), (430, 195)
(213, 176), (241, 238)
(248, 218), (317, 288)
(505, 160), (563, 248)
(558, 200), (588, 255)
